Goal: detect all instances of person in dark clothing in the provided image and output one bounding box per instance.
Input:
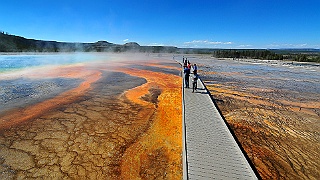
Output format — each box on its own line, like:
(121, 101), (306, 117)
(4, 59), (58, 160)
(187, 61), (191, 69)
(193, 63), (198, 74)
(192, 72), (199, 92)
(184, 59), (187, 68)
(184, 66), (190, 88)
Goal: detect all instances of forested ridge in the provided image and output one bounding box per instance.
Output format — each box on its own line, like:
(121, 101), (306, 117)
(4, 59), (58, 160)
(0, 32), (177, 53)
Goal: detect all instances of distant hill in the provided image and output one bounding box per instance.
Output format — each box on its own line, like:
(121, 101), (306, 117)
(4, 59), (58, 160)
(0, 32), (177, 53)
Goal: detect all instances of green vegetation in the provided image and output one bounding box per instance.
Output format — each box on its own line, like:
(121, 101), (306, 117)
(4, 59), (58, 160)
(0, 32), (177, 53)
(282, 53), (320, 63)
(0, 32), (84, 52)
(210, 49), (320, 63)
(213, 49), (284, 60)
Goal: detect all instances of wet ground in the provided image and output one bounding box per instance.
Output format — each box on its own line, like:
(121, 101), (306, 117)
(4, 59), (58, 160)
(0, 55), (182, 179)
(190, 56), (319, 179)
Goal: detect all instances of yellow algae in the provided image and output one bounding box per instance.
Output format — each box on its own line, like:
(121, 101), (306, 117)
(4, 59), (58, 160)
(117, 66), (182, 179)
(202, 71), (218, 75)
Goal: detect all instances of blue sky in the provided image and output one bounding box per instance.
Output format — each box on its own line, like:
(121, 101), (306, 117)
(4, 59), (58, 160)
(1, 0), (319, 49)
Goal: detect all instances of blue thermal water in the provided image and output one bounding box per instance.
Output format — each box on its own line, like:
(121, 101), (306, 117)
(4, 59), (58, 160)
(0, 53), (104, 73)
(0, 53), (105, 113)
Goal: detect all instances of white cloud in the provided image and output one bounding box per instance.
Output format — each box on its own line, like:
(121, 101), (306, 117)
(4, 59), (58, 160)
(184, 40), (233, 45)
(148, 43), (165, 46)
(123, 39), (129, 42)
(267, 43), (309, 48)
(237, 44), (252, 48)
(184, 40), (233, 46)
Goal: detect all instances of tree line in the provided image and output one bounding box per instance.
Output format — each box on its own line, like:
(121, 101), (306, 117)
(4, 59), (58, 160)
(283, 54), (320, 63)
(213, 49), (284, 60)
(210, 49), (320, 63)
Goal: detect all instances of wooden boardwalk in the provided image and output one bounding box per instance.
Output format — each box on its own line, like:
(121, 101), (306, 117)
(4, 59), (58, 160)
(182, 74), (258, 179)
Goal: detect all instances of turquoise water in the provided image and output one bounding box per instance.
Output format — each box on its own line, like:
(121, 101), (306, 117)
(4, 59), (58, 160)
(0, 53), (104, 73)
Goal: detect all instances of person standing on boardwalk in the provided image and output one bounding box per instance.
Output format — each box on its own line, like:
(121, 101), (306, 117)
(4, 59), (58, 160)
(184, 66), (190, 88)
(192, 72), (199, 92)
(193, 63), (198, 74)
(187, 61), (191, 69)
(183, 58), (187, 68)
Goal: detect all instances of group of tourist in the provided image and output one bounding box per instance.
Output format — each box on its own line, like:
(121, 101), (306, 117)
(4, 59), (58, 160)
(183, 57), (199, 92)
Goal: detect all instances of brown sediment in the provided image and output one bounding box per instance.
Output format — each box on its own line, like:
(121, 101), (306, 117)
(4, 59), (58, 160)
(278, 99), (320, 111)
(205, 83), (280, 108)
(202, 71), (218, 75)
(206, 83), (319, 117)
(0, 66), (102, 130)
(204, 82), (320, 179)
(116, 67), (182, 179)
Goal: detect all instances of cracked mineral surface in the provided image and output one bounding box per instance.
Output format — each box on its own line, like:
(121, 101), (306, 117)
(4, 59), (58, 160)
(192, 56), (319, 180)
(0, 55), (182, 179)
